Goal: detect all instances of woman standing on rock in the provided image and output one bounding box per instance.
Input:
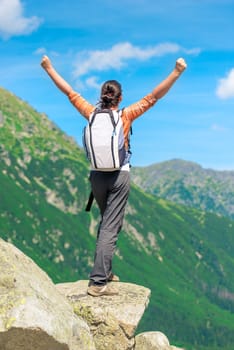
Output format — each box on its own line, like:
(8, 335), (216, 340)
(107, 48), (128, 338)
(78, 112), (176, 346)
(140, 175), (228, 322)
(41, 55), (187, 297)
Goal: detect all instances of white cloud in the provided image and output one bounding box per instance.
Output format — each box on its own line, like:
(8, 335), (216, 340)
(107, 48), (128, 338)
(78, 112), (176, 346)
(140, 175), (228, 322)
(216, 68), (234, 99)
(85, 76), (101, 89)
(211, 124), (227, 132)
(72, 42), (199, 81)
(34, 47), (47, 55)
(184, 47), (201, 55)
(0, 0), (42, 39)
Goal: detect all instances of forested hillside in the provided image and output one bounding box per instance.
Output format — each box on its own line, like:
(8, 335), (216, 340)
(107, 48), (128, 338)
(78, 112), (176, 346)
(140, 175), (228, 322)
(1, 87), (234, 350)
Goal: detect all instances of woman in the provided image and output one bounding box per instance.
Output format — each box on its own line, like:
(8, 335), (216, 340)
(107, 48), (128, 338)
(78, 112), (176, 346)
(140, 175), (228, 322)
(41, 55), (187, 297)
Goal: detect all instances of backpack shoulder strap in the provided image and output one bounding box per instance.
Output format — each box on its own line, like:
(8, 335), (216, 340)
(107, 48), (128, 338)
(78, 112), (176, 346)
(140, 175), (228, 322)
(85, 191), (94, 212)
(89, 108), (99, 126)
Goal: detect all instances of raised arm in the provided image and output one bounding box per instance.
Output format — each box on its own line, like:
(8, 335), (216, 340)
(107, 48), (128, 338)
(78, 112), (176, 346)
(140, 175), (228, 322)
(124, 58), (187, 121)
(152, 57), (187, 99)
(41, 55), (72, 96)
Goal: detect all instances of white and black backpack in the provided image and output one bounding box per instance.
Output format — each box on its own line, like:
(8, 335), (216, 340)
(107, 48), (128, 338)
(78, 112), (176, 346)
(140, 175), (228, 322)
(83, 108), (127, 171)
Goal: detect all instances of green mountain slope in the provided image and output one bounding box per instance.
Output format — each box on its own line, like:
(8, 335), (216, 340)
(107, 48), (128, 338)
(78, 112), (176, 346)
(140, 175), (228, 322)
(1, 87), (234, 350)
(131, 159), (234, 219)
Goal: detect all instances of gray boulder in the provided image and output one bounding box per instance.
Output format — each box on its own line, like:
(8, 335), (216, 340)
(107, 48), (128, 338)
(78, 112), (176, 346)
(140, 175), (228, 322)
(56, 280), (151, 350)
(0, 238), (95, 350)
(135, 331), (185, 350)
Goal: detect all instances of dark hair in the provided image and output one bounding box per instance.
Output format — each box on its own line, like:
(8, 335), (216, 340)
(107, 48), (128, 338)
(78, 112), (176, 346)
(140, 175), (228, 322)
(100, 80), (122, 109)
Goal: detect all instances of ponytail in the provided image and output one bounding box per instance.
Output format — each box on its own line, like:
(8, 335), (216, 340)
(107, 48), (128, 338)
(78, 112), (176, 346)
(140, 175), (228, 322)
(100, 80), (122, 109)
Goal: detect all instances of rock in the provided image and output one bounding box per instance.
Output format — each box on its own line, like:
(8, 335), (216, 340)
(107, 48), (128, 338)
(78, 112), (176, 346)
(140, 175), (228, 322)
(56, 280), (151, 350)
(135, 332), (186, 350)
(135, 331), (170, 350)
(0, 238), (95, 350)
(0, 238), (185, 350)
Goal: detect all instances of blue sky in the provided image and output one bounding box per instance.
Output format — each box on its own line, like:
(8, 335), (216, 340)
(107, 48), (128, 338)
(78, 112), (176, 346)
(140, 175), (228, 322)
(0, 0), (234, 170)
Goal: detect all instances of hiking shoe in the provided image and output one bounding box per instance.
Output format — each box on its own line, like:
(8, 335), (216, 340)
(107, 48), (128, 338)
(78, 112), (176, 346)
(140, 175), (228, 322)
(87, 284), (119, 297)
(108, 273), (120, 282)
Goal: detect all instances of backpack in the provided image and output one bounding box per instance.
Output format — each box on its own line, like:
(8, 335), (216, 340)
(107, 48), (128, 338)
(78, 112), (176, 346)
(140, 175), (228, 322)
(83, 108), (127, 171)
(83, 107), (132, 211)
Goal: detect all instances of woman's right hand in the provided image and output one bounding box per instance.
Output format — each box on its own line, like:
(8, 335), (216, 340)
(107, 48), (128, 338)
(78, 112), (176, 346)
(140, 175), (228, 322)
(41, 55), (52, 70)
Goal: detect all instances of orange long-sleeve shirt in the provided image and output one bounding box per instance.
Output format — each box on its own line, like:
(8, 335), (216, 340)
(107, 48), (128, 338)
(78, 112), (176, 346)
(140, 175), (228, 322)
(68, 90), (158, 149)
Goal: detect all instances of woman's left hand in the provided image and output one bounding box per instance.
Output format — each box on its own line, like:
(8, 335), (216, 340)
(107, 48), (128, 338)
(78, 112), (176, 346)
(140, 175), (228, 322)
(175, 58), (187, 73)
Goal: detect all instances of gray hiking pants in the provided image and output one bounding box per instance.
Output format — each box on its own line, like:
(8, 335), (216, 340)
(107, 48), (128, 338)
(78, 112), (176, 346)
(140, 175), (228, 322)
(89, 170), (130, 285)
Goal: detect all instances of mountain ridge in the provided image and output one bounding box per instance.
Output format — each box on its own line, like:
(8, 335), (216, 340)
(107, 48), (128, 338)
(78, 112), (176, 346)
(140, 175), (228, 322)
(131, 159), (234, 219)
